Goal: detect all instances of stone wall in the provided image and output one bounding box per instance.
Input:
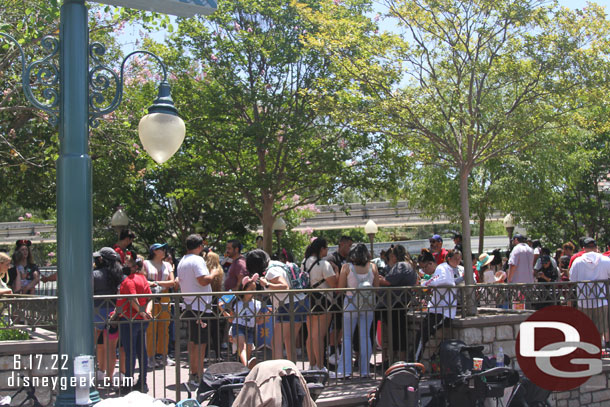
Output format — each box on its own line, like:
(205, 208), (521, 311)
(0, 329), (58, 407)
(418, 309), (530, 371)
(418, 308), (610, 406)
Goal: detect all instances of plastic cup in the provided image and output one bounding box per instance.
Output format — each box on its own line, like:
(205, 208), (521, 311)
(473, 358), (483, 371)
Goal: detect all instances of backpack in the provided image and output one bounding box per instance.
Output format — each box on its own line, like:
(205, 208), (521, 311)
(368, 362), (423, 407)
(268, 261), (310, 290)
(350, 264), (374, 309)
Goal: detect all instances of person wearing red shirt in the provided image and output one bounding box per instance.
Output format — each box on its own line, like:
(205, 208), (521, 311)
(115, 258), (152, 393)
(568, 237), (588, 270)
(429, 234), (448, 265)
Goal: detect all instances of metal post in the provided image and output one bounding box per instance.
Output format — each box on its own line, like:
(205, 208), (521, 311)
(55, 1), (99, 406)
(368, 233), (375, 257)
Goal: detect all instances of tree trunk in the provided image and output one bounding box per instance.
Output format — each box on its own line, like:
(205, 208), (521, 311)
(261, 199), (275, 256)
(459, 166), (477, 316)
(478, 213), (486, 254)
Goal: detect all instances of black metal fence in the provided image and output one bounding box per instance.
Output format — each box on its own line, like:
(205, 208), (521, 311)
(0, 281), (608, 401)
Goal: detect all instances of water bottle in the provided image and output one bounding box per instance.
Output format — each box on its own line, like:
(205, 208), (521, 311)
(496, 347), (504, 367)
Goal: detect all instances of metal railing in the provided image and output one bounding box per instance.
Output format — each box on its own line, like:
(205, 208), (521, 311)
(0, 281), (607, 401)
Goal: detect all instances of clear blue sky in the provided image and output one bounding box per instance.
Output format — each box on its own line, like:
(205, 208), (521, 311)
(116, 0), (610, 51)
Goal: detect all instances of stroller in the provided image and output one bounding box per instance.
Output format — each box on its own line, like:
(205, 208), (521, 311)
(198, 360), (328, 407)
(427, 339), (519, 407)
(368, 362), (425, 407)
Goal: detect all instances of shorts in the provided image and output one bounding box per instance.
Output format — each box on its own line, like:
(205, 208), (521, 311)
(275, 298), (309, 323)
(234, 324), (255, 344)
(310, 292), (330, 314)
(185, 310), (213, 344)
(581, 306), (609, 336)
(94, 306), (113, 331)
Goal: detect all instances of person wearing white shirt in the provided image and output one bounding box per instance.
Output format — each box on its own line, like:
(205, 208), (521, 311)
(507, 234), (535, 283)
(178, 234), (221, 386)
(303, 237), (338, 370)
(570, 237), (610, 347)
(414, 249), (461, 362)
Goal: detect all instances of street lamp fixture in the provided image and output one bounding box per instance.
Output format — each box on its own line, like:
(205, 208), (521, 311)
(273, 216), (287, 254)
(364, 219), (378, 257)
(503, 213), (515, 247)
(110, 206), (129, 236)
(1, 4), (185, 405)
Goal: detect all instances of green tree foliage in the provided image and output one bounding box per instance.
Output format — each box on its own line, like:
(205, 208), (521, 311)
(0, 0), (61, 213)
(151, 0), (383, 254)
(305, 0), (610, 296)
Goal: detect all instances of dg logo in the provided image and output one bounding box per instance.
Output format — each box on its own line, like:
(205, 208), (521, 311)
(516, 305), (602, 391)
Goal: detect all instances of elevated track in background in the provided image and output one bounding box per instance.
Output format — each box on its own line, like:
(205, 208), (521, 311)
(291, 201), (503, 231)
(1, 201), (504, 246)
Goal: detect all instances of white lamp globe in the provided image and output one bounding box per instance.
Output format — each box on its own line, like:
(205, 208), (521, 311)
(138, 81), (185, 164)
(364, 219), (378, 234)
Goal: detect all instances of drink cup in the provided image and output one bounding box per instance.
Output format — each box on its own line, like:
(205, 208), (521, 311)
(473, 358), (483, 371)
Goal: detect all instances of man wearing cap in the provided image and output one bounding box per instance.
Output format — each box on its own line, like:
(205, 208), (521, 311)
(177, 234), (221, 386)
(224, 239), (248, 291)
(114, 229), (136, 265)
(570, 238), (610, 348)
(429, 235), (448, 265)
(507, 234), (534, 284)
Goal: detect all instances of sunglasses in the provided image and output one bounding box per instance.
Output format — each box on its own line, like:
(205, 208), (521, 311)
(16, 240), (32, 247)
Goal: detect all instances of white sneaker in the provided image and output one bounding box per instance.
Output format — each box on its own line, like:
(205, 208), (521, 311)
(164, 356), (176, 366)
(328, 353), (338, 365)
(328, 371), (350, 379)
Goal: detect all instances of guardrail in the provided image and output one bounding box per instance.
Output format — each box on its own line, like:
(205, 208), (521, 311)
(0, 281), (606, 401)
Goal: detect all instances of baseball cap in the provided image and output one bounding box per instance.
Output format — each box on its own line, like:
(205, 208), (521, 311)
(539, 255), (551, 264)
(583, 237), (597, 247)
(149, 243), (168, 252)
(430, 234), (443, 243)
(93, 247), (120, 262)
(513, 233), (526, 242)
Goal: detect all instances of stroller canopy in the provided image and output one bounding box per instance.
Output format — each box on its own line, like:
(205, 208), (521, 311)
(231, 359), (316, 407)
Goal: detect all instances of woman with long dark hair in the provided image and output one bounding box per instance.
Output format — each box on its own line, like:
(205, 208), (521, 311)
(303, 237), (338, 370)
(378, 245), (418, 364)
(92, 247), (124, 382)
(9, 240), (39, 294)
(336, 243), (379, 378)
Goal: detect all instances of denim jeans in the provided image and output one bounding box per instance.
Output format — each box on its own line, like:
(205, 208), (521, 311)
(120, 319), (149, 384)
(337, 298), (374, 376)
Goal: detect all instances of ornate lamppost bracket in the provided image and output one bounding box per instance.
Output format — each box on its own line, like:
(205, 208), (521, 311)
(1, 33), (172, 130)
(88, 45), (170, 128)
(0, 33), (60, 126)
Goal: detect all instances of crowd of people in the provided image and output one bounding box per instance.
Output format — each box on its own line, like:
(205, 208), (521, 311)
(2, 228), (610, 394)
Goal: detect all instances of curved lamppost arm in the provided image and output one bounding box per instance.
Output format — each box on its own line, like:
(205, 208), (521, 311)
(89, 44), (170, 127)
(0, 33), (60, 125)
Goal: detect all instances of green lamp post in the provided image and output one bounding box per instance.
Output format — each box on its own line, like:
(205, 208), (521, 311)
(0, 0), (218, 404)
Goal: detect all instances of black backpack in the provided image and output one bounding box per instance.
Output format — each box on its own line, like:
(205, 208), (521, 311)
(368, 362), (424, 407)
